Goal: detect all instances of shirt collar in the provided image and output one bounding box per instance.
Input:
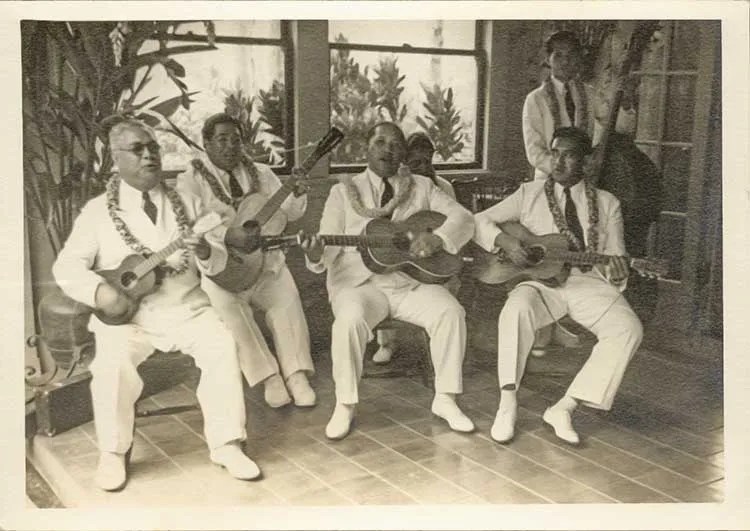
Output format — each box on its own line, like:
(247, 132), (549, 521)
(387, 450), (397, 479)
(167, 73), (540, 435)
(365, 167), (387, 190)
(203, 153), (242, 179)
(554, 178), (585, 199)
(550, 75), (568, 93)
(119, 177), (162, 211)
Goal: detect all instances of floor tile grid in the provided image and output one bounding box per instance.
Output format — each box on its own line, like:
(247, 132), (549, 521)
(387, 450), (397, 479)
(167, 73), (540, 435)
(396, 384), (692, 503)
(367, 409), (559, 503)
(303, 424), (480, 504)
(528, 373), (724, 471)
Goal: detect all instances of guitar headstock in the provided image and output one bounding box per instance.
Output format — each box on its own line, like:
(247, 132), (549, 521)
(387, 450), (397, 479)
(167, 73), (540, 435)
(630, 257), (669, 280)
(191, 212), (224, 236)
(297, 127), (345, 175)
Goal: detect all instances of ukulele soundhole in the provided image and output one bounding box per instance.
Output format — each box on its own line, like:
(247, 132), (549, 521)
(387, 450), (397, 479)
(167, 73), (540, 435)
(525, 245), (546, 266)
(120, 271), (137, 289)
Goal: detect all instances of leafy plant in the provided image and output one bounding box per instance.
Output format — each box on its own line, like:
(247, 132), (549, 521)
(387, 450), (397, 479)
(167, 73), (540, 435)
(22, 20), (217, 254)
(372, 57), (407, 123)
(415, 84), (465, 161)
(223, 88), (271, 163)
(256, 80), (286, 164)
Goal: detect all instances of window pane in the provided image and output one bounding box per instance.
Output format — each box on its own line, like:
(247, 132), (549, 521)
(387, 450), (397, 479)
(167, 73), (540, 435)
(329, 49), (478, 164)
(329, 20), (476, 49)
(638, 25), (666, 71)
(669, 20), (700, 71)
(635, 75), (663, 141)
(664, 76), (696, 142)
(173, 20), (281, 39)
(661, 146), (691, 212)
(134, 41), (287, 169)
(655, 213), (685, 281)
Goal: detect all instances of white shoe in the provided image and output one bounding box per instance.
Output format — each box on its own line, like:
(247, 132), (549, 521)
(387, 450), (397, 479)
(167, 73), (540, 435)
(490, 408), (517, 443)
(325, 403), (355, 440)
(431, 394), (475, 433)
(95, 451), (127, 491)
(286, 371), (316, 407)
(264, 374), (291, 408)
(210, 443), (262, 480)
(542, 407), (580, 445)
(372, 344), (395, 364)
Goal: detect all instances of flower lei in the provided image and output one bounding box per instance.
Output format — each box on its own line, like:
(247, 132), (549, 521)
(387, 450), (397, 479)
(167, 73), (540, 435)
(191, 154), (259, 210)
(344, 166), (415, 218)
(106, 174), (192, 276)
(544, 177), (599, 252)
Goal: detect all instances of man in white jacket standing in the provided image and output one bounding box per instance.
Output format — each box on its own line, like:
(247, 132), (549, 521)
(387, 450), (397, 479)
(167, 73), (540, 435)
(474, 127), (642, 446)
(301, 122), (475, 440)
(178, 113), (316, 409)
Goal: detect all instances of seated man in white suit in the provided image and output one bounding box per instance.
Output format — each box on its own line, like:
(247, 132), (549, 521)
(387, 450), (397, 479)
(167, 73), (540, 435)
(473, 127), (643, 445)
(53, 118), (260, 491)
(301, 122), (475, 440)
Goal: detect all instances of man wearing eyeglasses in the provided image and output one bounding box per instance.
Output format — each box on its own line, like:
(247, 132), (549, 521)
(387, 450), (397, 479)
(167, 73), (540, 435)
(178, 113), (316, 410)
(52, 118), (262, 491)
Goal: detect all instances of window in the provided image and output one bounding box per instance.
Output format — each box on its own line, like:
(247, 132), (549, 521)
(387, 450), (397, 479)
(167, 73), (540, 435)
(632, 21), (702, 281)
(133, 21), (293, 172)
(328, 21), (486, 170)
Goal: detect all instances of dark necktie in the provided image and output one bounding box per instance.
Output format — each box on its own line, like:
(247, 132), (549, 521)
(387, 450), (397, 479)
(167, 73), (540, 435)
(227, 170), (244, 199)
(564, 187), (585, 251)
(142, 191), (157, 224)
(380, 178), (394, 208)
(565, 82), (576, 125)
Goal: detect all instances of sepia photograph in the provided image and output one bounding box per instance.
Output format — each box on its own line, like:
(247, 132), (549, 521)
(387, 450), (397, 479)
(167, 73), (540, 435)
(2, 1), (748, 529)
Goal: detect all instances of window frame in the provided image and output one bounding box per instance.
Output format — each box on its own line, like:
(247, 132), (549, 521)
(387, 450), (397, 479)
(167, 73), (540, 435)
(162, 21), (296, 174)
(328, 20), (487, 174)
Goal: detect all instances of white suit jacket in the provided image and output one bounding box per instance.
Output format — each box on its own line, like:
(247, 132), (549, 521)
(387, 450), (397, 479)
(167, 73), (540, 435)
(177, 154), (307, 274)
(53, 178), (228, 313)
(473, 179), (627, 289)
(523, 77), (636, 181)
(307, 169), (474, 300)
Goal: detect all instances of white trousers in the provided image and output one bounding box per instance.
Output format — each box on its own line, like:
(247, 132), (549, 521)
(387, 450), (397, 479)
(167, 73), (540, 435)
(202, 265), (313, 387)
(330, 280), (466, 404)
(498, 275), (643, 410)
(88, 305), (246, 453)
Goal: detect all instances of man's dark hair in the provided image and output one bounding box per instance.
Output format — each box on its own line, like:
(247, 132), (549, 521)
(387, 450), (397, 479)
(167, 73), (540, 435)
(544, 30), (582, 55)
(202, 113), (243, 143)
(406, 132), (435, 153)
(365, 121), (407, 146)
(551, 127), (593, 156)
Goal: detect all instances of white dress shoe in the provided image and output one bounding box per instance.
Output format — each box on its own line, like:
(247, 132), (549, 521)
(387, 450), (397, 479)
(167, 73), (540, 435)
(325, 403), (354, 440)
(264, 373), (292, 408)
(286, 371), (316, 407)
(372, 344), (395, 364)
(210, 443), (262, 480)
(95, 451), (127, 491)
(490, 408), (517, 443)
(542, 407), (580, 445)
(431, 395), (475, 433)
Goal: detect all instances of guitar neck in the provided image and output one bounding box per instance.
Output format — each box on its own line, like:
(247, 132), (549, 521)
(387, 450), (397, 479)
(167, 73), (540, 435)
(132, 236), (187, 278)
(318, 234), (395, 247)
(546, 249), (623, 268)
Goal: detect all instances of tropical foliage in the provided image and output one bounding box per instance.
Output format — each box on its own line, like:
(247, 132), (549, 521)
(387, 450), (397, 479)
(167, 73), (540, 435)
(22, 21), (215, 254)
(415, 84), (465, 162)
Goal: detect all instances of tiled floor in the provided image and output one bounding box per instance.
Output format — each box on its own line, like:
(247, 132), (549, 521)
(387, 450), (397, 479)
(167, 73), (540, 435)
(27, 339), (723, 507)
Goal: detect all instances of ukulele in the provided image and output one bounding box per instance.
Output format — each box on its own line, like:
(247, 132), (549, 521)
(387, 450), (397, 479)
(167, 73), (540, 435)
(209, 127), (344, 293)
(467, 232), (668, 288)
(264, 210), (464, 284)
(94, 213), (223, 326)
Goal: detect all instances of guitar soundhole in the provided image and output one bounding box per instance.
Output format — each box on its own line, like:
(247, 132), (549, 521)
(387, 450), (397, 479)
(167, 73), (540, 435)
(120, 271), (137, 289)
(526, 245), (545, 266)
(392, 233), (410, 251)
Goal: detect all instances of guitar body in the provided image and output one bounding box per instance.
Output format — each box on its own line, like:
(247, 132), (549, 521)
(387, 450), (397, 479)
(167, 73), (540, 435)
(93, 254), (159, 326)
(469, 233), (572, 287)
(208, 193), (288, 293)
(360, 211), (463, 284)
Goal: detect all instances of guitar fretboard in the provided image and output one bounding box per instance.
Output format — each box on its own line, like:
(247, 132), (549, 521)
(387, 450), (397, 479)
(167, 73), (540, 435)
(319, 234), (396, 247)
(545, 250), (616, 267)
(131, 236), (187, 279)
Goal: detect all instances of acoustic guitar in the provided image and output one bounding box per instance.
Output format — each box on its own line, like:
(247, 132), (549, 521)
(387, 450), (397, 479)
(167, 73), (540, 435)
(467, 232), (668, 288)
(264, 210), (464, 284)
(209, 127), (344, 293)
(94, 213), (223, 326)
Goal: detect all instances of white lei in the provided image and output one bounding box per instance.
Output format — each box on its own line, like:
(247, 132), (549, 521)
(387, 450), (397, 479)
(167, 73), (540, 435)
(344, 166), (415, 218)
